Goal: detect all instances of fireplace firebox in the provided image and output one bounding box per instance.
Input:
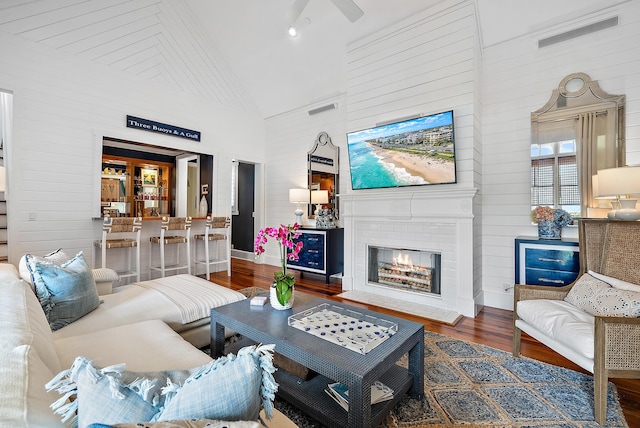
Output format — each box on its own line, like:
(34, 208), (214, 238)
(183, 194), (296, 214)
(367, 246), (441, 295)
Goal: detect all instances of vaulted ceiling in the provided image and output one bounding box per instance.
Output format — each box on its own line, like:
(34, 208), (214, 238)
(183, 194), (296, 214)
(0, 0), (624, 119)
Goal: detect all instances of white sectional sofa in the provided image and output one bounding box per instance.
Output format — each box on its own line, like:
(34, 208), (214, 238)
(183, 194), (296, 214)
(19, 250), (245, 348)
(51, 273), (246, 348)
(0, 262), (297, 427)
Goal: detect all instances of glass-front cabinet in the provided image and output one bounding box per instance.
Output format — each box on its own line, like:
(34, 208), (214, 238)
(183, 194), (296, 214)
(101, 155), (172, 218)
(101, 158), (130, 217)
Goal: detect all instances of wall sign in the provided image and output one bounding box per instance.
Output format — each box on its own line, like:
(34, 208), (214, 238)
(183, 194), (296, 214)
(126, 115), (201, 142)
(309, 155), (334, 166)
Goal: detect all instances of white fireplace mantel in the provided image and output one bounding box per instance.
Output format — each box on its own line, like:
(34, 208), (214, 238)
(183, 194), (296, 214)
(339, 187), (479, 318)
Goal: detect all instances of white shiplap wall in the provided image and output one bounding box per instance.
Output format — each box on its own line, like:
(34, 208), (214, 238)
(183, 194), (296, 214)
(0, 26), (265, 264)
(346, 0), (476, 139)
(481, 1), (640, 310)
(345, 0), (478, 190)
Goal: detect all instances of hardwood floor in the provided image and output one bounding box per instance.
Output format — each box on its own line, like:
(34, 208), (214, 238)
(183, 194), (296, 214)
(210, 258), (640, 426)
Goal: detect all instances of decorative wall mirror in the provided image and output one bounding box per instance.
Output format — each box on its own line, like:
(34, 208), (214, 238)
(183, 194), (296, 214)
(531, 72), (625, 218)
(307, 131), (339, 219)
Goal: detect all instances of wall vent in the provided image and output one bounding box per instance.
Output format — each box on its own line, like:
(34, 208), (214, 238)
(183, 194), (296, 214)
(308, 103), (337, 115)
(538, 16), (618, 48)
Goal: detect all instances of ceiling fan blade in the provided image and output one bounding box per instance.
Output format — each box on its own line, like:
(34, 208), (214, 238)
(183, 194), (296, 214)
(330, 0), (364, 22)
(290, 0), (310, 22)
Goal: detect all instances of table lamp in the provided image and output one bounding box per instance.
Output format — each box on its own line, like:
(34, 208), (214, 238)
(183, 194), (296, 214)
(311, 190), (329, 214)
(591, 173), (618, 218)
(597, 166), (640, 221)
(289, 188), (310, 225)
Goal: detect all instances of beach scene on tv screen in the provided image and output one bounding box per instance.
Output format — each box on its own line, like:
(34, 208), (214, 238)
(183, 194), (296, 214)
(347, 111), (455, 189)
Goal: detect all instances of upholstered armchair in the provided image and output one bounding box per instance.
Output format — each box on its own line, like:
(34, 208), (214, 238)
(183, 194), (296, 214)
(513, 219), (640, 425)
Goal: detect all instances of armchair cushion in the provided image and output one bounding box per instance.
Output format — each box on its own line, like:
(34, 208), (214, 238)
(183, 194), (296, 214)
(564, 273), (640, 318)
(517, 299), (594, 360)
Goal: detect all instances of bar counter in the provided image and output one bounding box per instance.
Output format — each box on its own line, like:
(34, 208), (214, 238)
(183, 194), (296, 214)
(92, 217), (221, 282)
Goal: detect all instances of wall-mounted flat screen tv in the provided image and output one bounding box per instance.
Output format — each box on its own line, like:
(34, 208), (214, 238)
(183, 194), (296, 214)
(346, 110), (456, 190)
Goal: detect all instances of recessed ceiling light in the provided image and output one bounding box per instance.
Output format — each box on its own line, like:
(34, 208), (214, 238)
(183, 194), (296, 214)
(288, 25), (298, 37)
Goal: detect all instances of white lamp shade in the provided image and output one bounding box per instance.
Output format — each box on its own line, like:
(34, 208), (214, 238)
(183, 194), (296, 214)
(592, 174), (600, 197)
(592, 174), (615, 199)
(311, 190), (329, 204)
(289, 188), (310, 204)
(597, 167), (640, 197)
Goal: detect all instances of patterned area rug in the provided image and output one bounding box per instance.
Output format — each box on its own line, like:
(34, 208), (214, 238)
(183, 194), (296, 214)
(271, 331), (628, 428)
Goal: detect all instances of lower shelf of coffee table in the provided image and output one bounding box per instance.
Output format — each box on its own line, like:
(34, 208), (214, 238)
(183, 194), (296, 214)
(274, 363), (414, 428)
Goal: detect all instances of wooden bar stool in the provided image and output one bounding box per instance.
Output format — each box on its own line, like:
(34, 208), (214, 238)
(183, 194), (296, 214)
(93, 216), (142, 284)
(149, 216), (192, 278)
(193, 216), (231, 278)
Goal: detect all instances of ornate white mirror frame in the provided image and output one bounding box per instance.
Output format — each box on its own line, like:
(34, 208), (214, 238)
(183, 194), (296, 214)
(307, 131), (339, 219)
(531, 72), (625, 218)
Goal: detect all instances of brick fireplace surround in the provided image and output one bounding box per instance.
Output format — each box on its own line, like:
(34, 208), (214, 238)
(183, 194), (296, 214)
(340, 188), (479, 318)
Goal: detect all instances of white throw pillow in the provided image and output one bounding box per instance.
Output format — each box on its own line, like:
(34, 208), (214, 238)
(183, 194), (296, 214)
(588, 270), (640, 293)
(19, 249), (70, 286)
(92, 267), (120, 283)
(565, 273), (640, 318)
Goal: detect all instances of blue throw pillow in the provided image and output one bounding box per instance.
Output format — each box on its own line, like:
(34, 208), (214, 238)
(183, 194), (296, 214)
(46, 344), (278, 428)
(85, 420), (262, 428)
(28, 251), (100, 331)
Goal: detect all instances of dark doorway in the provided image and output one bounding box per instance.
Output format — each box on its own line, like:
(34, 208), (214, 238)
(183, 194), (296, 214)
(232, 162), (255, 252)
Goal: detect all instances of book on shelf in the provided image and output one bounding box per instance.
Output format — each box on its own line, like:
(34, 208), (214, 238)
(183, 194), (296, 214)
(324, 381), (394, 411)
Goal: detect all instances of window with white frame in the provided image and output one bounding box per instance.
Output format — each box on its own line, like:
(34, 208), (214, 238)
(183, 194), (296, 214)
(530, 120), (580, 217)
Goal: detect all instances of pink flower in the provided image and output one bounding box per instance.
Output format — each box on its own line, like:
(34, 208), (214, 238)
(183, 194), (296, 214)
(531, 206), (573, 226)
(253, 223), (303, 306)
(532, 206), (555, 222)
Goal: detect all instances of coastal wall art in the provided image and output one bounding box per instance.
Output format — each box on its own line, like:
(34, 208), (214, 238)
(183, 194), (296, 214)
(346, 110), (456, 190)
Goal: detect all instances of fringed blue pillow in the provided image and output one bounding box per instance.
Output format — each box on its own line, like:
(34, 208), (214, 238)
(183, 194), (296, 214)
(46, 344), (278, 428)
(28, 251), (100, 331)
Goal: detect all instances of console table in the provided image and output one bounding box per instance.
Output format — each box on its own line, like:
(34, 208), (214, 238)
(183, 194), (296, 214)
(210, 292), (424, 428)
(286, 227), (344, 283)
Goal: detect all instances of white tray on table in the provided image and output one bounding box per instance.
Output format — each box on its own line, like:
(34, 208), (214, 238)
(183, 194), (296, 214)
(288, 303), (398, 355)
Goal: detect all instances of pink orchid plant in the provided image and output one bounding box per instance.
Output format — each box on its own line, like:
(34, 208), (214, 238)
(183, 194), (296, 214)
(254, 223), (303, 306)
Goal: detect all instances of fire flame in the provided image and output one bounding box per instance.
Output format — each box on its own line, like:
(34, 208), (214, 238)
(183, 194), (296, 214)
(393, 252), (414, 269)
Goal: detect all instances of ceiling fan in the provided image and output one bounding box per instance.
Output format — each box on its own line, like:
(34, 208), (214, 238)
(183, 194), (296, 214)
(290, 0), (364, 23)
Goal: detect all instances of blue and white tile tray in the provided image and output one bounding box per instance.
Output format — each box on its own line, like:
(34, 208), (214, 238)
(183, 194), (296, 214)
(288, 303), (398, 354)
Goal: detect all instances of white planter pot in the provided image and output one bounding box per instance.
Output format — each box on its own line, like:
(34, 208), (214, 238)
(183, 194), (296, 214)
(270, 286), (294, 310)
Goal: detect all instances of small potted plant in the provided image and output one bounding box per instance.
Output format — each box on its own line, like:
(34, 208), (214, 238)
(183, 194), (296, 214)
(532, 206), (573, 239)
(254, 223), (303, 309)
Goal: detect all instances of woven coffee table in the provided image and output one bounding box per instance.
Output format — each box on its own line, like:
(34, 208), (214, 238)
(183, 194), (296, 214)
(210, 291), (424, 428)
